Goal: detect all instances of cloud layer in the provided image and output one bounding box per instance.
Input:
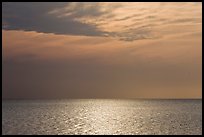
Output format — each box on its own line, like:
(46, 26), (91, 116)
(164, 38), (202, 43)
(2, 2), (202, 41)
(2, 2), (107, 36)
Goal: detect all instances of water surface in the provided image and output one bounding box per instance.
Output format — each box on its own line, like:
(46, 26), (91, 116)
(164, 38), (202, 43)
(2, 99), (202, 135)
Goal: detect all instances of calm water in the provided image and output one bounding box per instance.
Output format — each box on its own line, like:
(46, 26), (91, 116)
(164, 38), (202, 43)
(2, 99), (202, 135)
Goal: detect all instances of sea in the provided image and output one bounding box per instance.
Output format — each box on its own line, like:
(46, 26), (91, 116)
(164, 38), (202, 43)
(2, 99), (202, 135)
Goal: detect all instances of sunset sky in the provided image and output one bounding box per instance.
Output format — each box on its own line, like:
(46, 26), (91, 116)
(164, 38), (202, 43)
(2, 2), (202, 99)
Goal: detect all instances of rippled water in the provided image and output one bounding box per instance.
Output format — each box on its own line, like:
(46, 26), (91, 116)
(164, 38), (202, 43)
(2, 99), (202, 135)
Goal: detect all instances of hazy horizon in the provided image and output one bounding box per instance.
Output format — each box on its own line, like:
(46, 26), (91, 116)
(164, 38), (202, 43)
(2, 97), (202, 100)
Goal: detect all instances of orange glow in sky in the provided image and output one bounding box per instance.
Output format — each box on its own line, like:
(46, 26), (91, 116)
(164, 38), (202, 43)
(2, 2), (202, 99)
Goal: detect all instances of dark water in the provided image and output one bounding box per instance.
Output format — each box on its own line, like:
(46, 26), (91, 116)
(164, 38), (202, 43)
(2, 99), (202, 135)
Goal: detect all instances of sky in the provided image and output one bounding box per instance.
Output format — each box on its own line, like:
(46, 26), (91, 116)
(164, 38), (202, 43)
(2, 2), (202, 99)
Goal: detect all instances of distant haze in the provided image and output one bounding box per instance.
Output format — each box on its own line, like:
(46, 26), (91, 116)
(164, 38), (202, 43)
(2, 2), (202, 99)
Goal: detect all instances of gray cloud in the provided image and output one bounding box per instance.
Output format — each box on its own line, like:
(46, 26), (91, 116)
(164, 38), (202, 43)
(2, 2), (108, 36)
(2, 2), (202, 42)
(2, 2), (156, 41)
(50, 2), (110, 18)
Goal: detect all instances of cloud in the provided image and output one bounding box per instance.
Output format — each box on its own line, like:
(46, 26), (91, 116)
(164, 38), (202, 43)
(2, 2), (108, 36)
(2, 2), (202, 41)
(48, 2), (112, 18)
